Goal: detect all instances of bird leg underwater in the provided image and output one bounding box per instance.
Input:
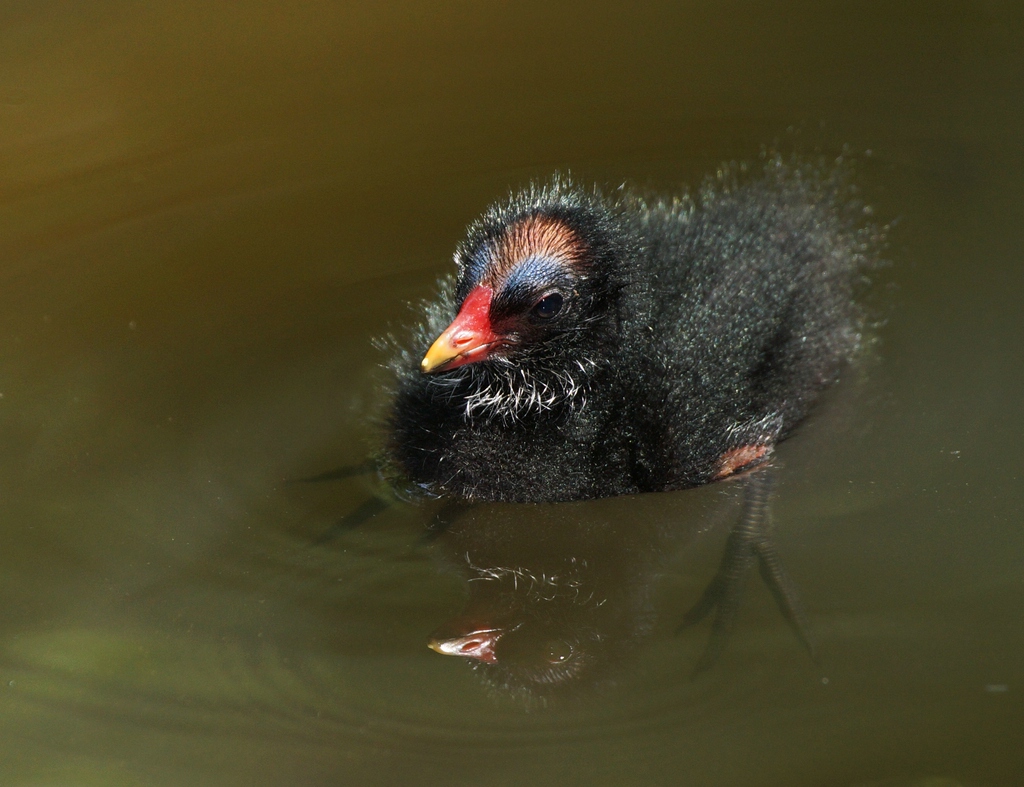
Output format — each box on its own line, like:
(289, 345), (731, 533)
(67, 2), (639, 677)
(288, 461), (378, 484)
(314, 497), (470, 546)
(287, 461), (394, 545)
(679, 466), (817, 675)
(294, 460), (473, 545)
(311, 495), (392, 546)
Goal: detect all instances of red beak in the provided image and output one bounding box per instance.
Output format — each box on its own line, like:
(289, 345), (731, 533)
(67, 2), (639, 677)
(420, 285), (501, 373)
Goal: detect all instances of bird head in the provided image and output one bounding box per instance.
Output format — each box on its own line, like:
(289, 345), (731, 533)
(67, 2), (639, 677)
(419, 184), (629, 377)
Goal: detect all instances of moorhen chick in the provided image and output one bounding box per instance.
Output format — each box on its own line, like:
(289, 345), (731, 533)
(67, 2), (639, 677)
(381, 157), (878, 669)
(388, 158), (873, 499)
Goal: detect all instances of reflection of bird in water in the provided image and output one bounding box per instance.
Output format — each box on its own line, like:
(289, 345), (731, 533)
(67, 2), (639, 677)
(423, 495), (720, 704)
(322, 156), (880, 688)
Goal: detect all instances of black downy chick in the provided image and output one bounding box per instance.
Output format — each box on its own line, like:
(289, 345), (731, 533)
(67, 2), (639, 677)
(383, 157), (877, 669)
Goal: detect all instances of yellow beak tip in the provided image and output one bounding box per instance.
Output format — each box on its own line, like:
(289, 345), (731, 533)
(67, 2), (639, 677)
(420, 338), (456, 374)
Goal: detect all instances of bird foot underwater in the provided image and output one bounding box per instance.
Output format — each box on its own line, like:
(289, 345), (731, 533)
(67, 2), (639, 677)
(678, 467), (817, 676)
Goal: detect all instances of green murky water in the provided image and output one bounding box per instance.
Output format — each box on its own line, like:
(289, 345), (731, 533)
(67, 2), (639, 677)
(1, 2), (1022, 784)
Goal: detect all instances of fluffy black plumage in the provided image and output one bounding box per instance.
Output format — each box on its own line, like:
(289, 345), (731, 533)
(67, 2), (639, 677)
(386, 158), (876, 504)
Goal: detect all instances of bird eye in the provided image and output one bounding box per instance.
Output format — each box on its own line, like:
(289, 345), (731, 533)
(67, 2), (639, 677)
(545, 640), (573, 664)
(531, 293), (564, 321)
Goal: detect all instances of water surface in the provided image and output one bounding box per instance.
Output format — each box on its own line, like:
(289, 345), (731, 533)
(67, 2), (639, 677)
(1, 2), (1022, 785)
